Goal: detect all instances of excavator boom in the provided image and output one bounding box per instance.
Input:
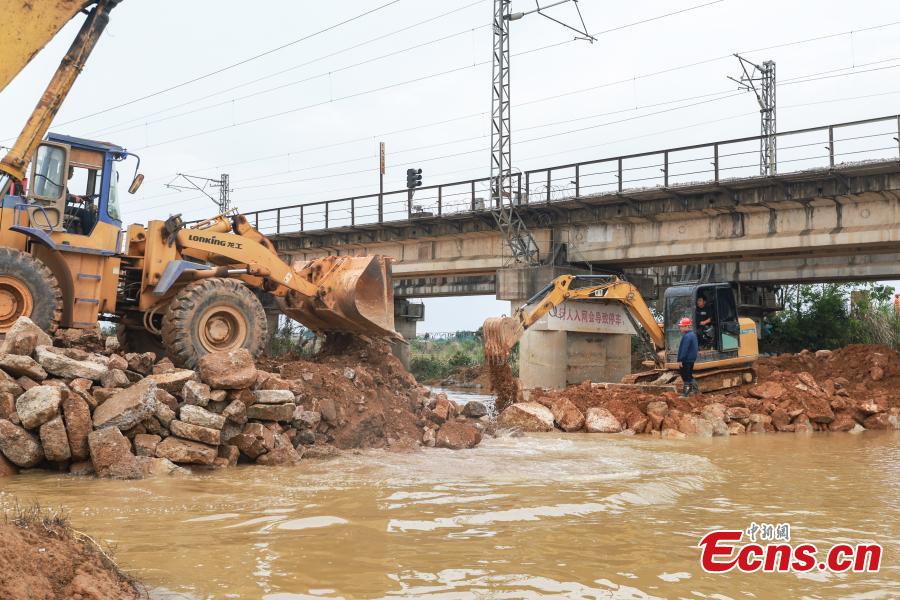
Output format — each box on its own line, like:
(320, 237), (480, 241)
(483, 275), (664, 365)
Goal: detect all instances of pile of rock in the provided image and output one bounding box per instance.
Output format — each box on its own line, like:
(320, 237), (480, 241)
(499, 351), (900, 438)
(0, 317), (486, 479)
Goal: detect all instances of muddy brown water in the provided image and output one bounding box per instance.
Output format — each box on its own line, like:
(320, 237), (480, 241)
(0, 389), (897, 599)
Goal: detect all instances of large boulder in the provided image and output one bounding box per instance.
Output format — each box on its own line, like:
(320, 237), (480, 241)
(92, 381), (158, 430)
(39, 415), (71, 462)
(88, 427), (143, 479)
(15, 385), (62, 429)
(133, 433), (161, 457)
(222, 399), (247, 425)
(246, 403), (295, 422)
(0, 392), (18, 425)
(169, 420), (221, 445)
(154, 402), (176, 427)
(252, 390), (295, 405)
(497, 402), (555, 432)
(748, 381), (785, 400)
(99, 369), (131, 389)
(142, 370), (196, 393)
(0, 452), (18, 477)
(435, 421), (482, 449)
(34, 346), (106, 380)
(0, 317), (52, 354)
(584, 407), (623, 433)
(125, 352), (155, 376)
(155, 436), (216, 465)
(0, 354), (47, 380)
(676, 413), (714, 437)
(645, 400), (669, 430)
(197, 349), (258, 389)
(231, 423), (275, 459)
(0, 419), (44, 467)
(801, 395), (834, 424)
(179, 404), (225, 430)
(255, 433), (302, 466)
(550, 398), (585, 432)
(461, 401), (488, 419)
(182, 380), (211, 407)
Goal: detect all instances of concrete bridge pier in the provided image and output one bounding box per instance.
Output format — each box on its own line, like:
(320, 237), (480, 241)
(391, 298), (425, 369)
(497, 266), (632, 391)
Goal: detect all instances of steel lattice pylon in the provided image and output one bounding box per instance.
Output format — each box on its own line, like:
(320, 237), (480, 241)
(759, 60), (776, 176)
(731, 55), (777, 176)
(490, 0), (539, 265)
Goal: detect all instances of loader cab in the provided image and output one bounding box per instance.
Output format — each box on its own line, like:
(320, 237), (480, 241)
(27, 134), (129, 243)
(663, 283), (741, 363)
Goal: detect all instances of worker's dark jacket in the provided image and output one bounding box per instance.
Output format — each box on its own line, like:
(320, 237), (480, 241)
(677, 330), (698, 363)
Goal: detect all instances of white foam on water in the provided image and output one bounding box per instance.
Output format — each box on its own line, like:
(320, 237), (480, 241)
(277, 516), (349, 530)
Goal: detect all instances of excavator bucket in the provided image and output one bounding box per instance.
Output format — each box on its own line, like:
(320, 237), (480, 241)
(280, 255), (397, 338)
(483, 316), (524, 365)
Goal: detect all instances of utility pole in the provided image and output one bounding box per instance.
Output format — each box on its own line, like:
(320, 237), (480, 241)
(217, 173), (230, 213)
(378, 141), (385, 223)
(490, 0), (593, 265)
(166, 173), (232, 213)
(729, 55), (776, 176)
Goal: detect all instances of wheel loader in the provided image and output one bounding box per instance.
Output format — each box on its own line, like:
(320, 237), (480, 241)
(0, 0), (396, 366)
(483, 275), (759, 393)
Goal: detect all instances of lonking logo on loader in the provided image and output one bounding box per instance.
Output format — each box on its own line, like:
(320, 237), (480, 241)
(187, 234), (242, 250)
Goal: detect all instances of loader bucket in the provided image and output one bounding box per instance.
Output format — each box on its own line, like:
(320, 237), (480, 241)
(483, 316), (524, 365)
(281, 255), (397, 338)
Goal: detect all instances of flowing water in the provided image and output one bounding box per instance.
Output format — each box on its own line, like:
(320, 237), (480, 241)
(0, 389), (897, 599)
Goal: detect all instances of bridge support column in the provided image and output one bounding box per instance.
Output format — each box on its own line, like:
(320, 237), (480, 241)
(498, 266), (632, 392)
(391, 299), (425, 370)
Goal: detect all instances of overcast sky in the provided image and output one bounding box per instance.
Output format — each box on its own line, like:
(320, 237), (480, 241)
(1, 0), (898, 332)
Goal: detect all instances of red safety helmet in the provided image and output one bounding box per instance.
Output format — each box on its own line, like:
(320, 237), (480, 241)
(678, 317), (692, 327)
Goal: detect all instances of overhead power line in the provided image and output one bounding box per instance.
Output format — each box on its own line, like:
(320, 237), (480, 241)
(49, 0), (406, 128)
(138, 57), (900, 196)
(126, 87), (900, 218)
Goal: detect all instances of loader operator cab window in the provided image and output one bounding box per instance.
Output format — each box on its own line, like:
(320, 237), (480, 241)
(64, 164), (101, 235)
(107, 165), (121, 221)
(32, 144), (66, 200)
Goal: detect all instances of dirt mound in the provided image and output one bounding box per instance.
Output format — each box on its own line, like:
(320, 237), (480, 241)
(758, 344), (900, 394)
(259, 336), (428, 450)
(0, 318), (485, 482)
(524, 344), (899, 437)
(0, 507), (143, 599)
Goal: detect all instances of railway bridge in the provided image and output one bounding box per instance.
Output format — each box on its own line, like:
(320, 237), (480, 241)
(253, 115), (900, 386)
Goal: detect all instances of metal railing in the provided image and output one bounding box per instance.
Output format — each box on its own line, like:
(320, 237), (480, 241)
(242, 115), (900, 237)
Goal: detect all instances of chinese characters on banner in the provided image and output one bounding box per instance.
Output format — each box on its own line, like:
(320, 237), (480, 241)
(531, 300), (637, 335)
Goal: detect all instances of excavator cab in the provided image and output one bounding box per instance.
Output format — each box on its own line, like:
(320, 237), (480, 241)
(663, 283), (745, 364)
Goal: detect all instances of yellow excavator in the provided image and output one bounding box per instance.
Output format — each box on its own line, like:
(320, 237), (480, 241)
(0, 0), (395, 366)
(484, 275), (759, 393)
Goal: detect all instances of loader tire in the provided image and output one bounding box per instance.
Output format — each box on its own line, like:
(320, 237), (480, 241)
(116, 323), (167, 358)
(0, 247), (62, 334)
(161, 278), (267, 369)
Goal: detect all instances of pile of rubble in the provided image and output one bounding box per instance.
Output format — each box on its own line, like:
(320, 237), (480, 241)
(0, 318), (485, 479)
(498, 345), (900, 438)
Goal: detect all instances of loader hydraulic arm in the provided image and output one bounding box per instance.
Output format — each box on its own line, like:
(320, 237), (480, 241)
(159, 214), (396, 339)
(483, 275), (665, 365)
(0, 0), (122, 182)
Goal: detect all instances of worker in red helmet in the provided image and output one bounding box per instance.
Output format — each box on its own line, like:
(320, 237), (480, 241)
(677, 317), (699, 396)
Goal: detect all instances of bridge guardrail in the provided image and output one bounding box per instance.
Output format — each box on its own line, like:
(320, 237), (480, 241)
(242, 114), (900, 236)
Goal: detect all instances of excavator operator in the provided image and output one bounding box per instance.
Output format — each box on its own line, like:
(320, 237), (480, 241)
(695, 294), (716, 349)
